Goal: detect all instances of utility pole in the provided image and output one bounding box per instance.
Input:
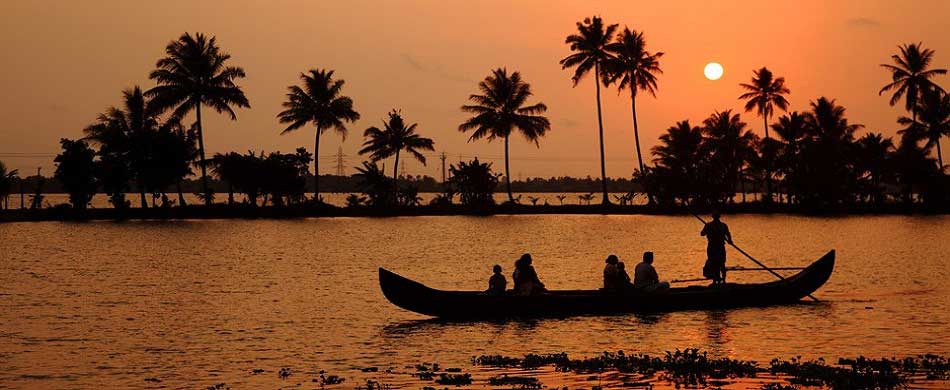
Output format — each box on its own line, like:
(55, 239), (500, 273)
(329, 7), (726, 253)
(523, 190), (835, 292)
(440, 152), (447, 184)
(334, 146), (346, 176)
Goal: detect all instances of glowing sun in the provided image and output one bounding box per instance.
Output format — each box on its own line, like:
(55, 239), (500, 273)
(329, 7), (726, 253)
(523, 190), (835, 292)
(704, 62), (724, 80)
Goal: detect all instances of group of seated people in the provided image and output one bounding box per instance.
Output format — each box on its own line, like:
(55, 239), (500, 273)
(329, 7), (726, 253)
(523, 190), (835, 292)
(486, 252), (669, 296)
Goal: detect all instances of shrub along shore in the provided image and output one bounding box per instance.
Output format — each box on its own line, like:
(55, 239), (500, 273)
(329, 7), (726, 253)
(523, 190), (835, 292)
(2, 200), (947, 223)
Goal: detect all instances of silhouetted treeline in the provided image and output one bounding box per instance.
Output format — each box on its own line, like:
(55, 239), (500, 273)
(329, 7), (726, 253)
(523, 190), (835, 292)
(2, 28), (948, 216)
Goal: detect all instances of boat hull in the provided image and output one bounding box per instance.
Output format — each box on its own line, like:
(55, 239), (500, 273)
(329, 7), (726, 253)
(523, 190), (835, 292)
(379, 250), (835, 319)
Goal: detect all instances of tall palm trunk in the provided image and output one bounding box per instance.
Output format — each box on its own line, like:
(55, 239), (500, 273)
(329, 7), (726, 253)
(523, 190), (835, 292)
(194, 100), (211, 205)
(630, 92), (644, 172)
(594, 62), (609, 205)
(763, 115), (773, 203)
(936, 136), (944, 170)
(314, 127), (321, 201)
(392, 150), (401, 206)
(504, 135), (514, 203)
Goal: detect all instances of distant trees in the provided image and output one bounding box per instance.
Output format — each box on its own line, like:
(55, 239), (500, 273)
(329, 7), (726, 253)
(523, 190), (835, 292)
(277, 69), (360, 200)
(209, 149), (312, 207)
(459, 68), (550, 203)
(53, 139), (97, 210)
(147, 32), (250, 204)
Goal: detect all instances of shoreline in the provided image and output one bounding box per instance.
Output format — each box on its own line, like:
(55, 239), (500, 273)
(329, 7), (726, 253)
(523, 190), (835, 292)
(1, 201), (948, 223)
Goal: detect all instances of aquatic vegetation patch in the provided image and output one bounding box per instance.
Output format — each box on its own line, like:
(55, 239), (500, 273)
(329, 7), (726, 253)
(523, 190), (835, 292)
(435, 373), (472, 386)
(487, 374), (542, 389)
(475, 349), (950, 389)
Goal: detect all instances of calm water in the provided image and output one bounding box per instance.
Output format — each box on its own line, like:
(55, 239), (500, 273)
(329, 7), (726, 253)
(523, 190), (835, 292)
(1, 215), (948, 388)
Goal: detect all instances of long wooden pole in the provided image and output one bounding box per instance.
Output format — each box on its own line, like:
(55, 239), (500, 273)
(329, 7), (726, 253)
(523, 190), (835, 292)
(691, 212), (819, 302)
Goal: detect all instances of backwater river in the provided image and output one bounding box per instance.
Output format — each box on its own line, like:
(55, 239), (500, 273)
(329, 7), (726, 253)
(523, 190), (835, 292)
(0, 214), (948, 388)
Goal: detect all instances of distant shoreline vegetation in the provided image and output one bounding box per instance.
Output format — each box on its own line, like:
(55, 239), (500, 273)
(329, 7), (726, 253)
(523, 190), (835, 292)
(0, 22), (948, 218)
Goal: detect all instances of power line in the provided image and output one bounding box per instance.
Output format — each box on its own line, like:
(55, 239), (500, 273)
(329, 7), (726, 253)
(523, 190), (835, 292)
(334, 146), (346, 176)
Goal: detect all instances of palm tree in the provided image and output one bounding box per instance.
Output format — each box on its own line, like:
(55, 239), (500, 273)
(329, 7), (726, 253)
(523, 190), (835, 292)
(854, 133), (895, 204)
(898, 86), (950, 169)
(277, 69), (360, 200)
(604, 27), (663, 173)
(738, 67), (790, 201)
(147, 32), (250, 204)
(771, 112), (808, 203)
(560, 16), (618, 205)
(84, 86), (160, 208)
(0, 161), (18, 210)
(359, 110), (435, 204)
(651, 120), (704, 203)
(701, 110), (759, 204)
(459, 68), (550, 203)
(879, 43), (947, 123)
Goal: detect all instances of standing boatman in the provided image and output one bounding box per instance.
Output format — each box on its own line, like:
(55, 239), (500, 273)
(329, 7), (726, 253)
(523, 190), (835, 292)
(701, 212), (732, 284)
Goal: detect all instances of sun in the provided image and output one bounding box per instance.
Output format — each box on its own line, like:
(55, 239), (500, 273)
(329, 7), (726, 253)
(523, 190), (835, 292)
(704, 62), (724, 80)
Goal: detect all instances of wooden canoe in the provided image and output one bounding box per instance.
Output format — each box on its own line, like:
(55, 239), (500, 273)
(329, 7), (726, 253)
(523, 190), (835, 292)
(379, 250), (835, 319)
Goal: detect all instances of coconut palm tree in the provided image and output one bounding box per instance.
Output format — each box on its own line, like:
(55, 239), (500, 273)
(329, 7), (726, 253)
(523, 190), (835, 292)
(898, 86), (950, 169)
(84, 86), (160, 208)
(854, 133), (895, 204)
(738, 67), (790, 201)
(604, 27), (663, 174)
(560, 16), (618, 205)
(277, 69), (360, 200)
(359, 110), (435, 205)
(459, 68), (550, 203)
(771, 112), (808, 203)
(0, 161), (18, 210)
(147, 32), (250, 204)
(879, 43), (946, 123)
(701, 110), (759, 204)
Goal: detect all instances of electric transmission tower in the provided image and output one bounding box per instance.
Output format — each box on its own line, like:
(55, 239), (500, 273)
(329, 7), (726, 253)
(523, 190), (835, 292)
(440, 152), (447, 183)
(334, 146), (346, 176)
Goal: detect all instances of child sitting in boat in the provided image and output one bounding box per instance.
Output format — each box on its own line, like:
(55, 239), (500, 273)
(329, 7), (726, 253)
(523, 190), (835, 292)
(487, 264), (507, 295)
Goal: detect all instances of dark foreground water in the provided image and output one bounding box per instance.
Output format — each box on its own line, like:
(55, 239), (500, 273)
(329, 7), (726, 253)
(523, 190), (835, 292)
(1, 215), (948, 388)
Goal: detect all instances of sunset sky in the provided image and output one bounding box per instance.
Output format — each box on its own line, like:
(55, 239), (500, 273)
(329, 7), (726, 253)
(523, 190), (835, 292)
(1, 0), (948, 179)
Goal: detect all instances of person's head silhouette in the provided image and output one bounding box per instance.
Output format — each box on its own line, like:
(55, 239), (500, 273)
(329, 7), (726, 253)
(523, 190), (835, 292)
(643, 251), (654, 264)
(606, 254), (618, 265)
(493, 264), (502, 274)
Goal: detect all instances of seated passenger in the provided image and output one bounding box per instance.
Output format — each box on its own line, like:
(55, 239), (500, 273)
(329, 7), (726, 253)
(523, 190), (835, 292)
(617, 261), (632, 288)
(512, 253), (546, 296)
(603, 254), (620, 289)
(633, 251), (670, 293)
(487, 264), (507, 295)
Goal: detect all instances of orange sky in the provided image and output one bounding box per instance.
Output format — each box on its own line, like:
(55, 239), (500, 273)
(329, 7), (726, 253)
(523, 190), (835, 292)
(1, 0), (948, 178)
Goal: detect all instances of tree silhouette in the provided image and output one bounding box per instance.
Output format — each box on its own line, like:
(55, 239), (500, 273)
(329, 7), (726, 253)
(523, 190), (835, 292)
(879, 43), (946, 124)
(147, 32), (250, 204)
(54, 139), (98, 210)
(898, 86), (950, 169)
(651, 120), (704, 203)
(0, 161), (18, 210)
(854, 132), (895, 204)
(800, 97), (863, 206)
(561, 16), (618, 205)
(84, 87), (159, 208)
(359, 110), (435, 204)
(459, 68), (550, 203)
(738, 67), (790, 201)
(771, 112), (809, 203)
(277, 69), (360, 200)
(448, 158), (499, 208)
(604, 27), (663, 174)
(701, 110), (759, 203)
